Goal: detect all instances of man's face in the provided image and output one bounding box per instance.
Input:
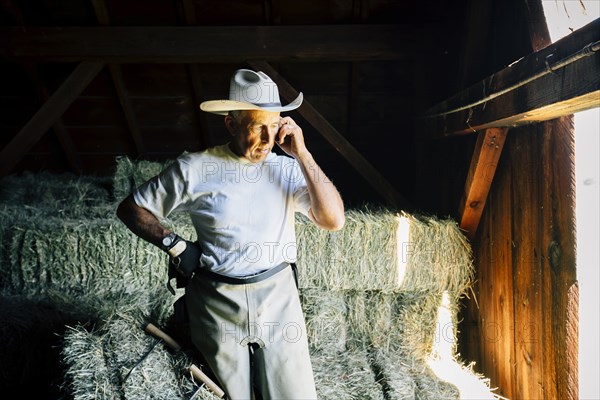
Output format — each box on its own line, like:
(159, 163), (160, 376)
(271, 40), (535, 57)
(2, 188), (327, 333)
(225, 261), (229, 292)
(226, 110), (281, 163)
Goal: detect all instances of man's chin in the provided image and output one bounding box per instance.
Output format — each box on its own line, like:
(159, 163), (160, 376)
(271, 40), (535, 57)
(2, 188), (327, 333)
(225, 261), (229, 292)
(250, 149), (270, 162)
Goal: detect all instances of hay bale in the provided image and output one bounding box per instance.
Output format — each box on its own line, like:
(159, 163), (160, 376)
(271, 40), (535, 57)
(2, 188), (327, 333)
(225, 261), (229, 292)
(1, 218), (163, 292)
(62, 325), (116, 400)
(296, 211), (474, 293)
(113, 156), (174, 201)
(311, 349), (385, 400)
(300, 289), (348, 353)
(0, 172), (111, 216)
(0, 166), (487, 399)
(296, 209), (399, 291)
(374, 351), (460, 400)
(374, 359), (417, 399)
(399, 213), (474, 298)
(344, 290), (443, 359)
(0, 217), (192, 322)
(62, 311), (220, 400)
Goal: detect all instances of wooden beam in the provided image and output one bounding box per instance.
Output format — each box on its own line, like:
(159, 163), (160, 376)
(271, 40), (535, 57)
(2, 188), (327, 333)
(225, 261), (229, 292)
(26, 65), (84, 173)
(0, 62), (104, 176)
(459, 127), (508, 239)
(0, 25), (430, 63)
(91, 0), (146, 156)
(179, 0), (197, 25)
(107, 64), (146, 155)
(424, 18), (600, 137)
(524, 3), (575, 398)
(248, 60), (410, 210)
(523, 0), (552, 52)
(2, 0), (83, 173)
(176, 0), (211, 149)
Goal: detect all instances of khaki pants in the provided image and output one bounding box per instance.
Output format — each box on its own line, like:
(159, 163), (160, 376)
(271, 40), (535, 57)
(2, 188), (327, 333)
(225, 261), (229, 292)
(185, 264), (317, 400)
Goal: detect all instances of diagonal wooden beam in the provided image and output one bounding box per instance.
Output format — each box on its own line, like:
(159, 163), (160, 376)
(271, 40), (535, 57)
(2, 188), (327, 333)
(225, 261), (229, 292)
(107, 64), (146, 155)
(1, 0), (83, 173)
(176, 0), (211, 149)
(91, 0), (146, 156)
(248, 60), (410, 210)
(23, 63), (84, 173)
(0, 62), (104, 176)
(458, 127), (508, 239)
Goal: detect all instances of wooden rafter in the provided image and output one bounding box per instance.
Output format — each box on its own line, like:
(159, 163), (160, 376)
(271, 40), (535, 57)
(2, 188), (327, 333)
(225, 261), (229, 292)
(107, 65), (146, 155)
(0, 62), (104, 176)
(347, 0), (365, 140)
(91, 0), (146, 157)
(1, 0), (83, 173)
(0, 25), (430, 63)
(424, 18), (600, 137)
(248, 60), (410, 210)
(458, 127), (508, 238)
(176, 0), (211, 149)
(23, 64), (84, 173)
(179, 0), (197, 25)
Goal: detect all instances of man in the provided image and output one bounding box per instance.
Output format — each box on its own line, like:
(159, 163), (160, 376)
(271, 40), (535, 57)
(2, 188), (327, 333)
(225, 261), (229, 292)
(117, 69), (344, 399)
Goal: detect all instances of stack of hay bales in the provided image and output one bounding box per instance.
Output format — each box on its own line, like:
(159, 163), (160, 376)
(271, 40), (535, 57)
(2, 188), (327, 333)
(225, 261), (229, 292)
(296, 210), (478, 398)
(0, 157), (496, 399)
(0, 171), (213, 398)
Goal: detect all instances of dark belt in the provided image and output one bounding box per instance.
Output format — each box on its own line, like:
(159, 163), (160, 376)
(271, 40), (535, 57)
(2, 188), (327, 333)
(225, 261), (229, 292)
(195, 262), (296, 285)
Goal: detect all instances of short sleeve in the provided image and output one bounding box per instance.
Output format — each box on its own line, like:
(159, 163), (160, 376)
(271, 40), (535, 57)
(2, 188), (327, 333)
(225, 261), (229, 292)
(132, 159), (190, 220)
(289, 159), (311, 217)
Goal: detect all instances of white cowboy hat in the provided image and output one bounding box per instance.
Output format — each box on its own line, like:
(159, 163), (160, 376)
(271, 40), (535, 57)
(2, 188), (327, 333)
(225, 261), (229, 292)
(199, 69), (303, 115)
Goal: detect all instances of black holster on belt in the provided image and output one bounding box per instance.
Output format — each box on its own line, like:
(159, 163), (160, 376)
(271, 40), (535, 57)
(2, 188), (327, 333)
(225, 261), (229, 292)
(167, 259), (191, 326)
(166, 258), (191, 296)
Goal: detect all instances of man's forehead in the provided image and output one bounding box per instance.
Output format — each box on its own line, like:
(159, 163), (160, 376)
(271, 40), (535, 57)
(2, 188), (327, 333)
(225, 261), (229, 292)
(241, 109), (281, 123)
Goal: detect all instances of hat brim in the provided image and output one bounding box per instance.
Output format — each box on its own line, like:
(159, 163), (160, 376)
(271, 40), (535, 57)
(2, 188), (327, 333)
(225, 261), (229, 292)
(200, 93), (303, 116)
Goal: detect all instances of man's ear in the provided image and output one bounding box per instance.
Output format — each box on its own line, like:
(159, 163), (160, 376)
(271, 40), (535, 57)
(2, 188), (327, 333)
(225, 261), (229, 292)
(224, 115), (237, 136)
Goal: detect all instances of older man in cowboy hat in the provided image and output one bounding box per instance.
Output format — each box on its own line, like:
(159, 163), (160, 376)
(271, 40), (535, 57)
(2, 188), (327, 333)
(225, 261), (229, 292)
(117, 69), (344, 399)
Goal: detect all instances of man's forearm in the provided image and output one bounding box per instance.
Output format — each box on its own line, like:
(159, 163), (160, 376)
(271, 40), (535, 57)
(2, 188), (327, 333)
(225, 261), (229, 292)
(116, 195), (171, 248)
(296, 151), (345, 231)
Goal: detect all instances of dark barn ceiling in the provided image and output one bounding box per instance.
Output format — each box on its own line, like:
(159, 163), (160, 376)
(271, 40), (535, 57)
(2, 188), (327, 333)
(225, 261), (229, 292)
(0, 0), (468, 207)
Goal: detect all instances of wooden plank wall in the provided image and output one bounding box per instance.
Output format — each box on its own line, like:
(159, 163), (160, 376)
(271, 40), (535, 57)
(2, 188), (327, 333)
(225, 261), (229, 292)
(460, 115), (578, 399)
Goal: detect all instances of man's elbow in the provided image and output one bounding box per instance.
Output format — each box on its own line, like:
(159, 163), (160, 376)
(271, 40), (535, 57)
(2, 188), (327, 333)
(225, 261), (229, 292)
(326, 215), (345, 231)
(317, 212), (345, 231)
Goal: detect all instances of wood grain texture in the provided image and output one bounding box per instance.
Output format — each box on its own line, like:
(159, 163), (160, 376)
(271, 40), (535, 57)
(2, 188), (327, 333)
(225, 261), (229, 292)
(459, 127), (508, 238)
(424, 18), (599, 136)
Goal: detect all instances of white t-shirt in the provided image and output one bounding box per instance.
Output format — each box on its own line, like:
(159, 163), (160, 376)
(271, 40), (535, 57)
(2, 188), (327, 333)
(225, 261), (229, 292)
(133, 144), (311, 276)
